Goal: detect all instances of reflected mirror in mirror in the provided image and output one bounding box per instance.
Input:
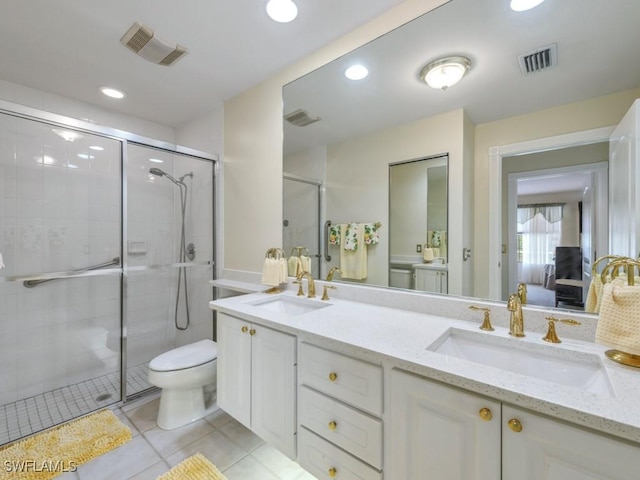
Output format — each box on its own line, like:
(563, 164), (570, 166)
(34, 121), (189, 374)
(390, 155), (448, 293)
(282, 0), (640, 315)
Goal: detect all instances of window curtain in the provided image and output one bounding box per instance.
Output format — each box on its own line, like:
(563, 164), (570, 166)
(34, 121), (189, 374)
(518, 204), (563, 285)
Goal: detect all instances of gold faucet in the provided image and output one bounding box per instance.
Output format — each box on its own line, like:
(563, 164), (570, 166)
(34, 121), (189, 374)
(542, 316), (581, 343)
(517, 282), (527, 304)
(296, 271), (316, 298)
(507, 293), (525, 337)
(468, 306), (494, 331)
(321, 267), (342, 301)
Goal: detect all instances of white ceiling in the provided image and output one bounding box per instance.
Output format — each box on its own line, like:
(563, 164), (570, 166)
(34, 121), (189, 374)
(283, 0), (640, 155)
(0, 0), (407, 126)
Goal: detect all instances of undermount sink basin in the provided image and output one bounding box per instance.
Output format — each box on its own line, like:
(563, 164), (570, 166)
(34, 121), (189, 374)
(247, 295), (330, 316)
(428, 328), (613, 396)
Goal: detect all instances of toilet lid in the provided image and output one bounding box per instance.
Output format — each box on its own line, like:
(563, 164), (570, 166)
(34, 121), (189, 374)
(149, 339), (218, 372)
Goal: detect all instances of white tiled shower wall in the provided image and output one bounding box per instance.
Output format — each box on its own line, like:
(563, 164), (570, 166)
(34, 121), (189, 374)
(0, 113), (215, 406)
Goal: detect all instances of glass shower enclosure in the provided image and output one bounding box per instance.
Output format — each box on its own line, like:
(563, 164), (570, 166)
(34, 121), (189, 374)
(0, 105), (215, 445)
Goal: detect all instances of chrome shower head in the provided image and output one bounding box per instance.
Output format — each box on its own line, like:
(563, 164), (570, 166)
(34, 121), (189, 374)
(149, 167), (182, 186)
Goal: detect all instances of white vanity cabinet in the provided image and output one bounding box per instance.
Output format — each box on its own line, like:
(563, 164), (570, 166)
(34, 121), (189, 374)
(413, 264), (448, 294)
(391, 368), (640, 480)
(389, 369), (501, 479)
(502, 404), (640, 480)
(297, 343), (383, 480)
(216, 313), (297, 458)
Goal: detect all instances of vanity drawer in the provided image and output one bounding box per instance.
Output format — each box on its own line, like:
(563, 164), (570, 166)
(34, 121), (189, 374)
(298, 427), (382, 480)
(299, 386), (382, 469)
(299, 343), (383, 416)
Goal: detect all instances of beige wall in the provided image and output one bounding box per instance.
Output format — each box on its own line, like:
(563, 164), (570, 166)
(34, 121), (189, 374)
(473, 87), (640, 299)
(222, 0), (447, 277)
(325, 109), (466, 291)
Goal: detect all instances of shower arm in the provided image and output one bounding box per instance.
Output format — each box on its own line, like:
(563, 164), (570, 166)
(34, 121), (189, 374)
(23, 257), (121, 288)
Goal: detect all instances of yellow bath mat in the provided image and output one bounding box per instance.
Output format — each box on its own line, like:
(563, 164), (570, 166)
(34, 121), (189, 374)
(0, 408), (132, 480)
(157, 453), (227, 480)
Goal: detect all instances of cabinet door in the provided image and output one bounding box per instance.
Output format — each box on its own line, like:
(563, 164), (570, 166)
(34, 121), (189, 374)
(251, 324), (297, 459)
(415, 269), (439, 293)
(503, 405), (640, 480)
(217, 313), (252, 427)
(389, 369), (501, 480)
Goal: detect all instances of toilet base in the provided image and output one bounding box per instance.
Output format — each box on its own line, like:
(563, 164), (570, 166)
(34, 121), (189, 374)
(156, 387), (217, 430)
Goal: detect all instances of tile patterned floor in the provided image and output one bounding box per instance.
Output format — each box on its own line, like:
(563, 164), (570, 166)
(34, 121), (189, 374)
(56, 393), (317, 480)
(0, 363), (153, 445)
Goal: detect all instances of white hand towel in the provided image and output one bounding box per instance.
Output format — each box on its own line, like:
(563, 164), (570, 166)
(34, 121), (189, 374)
(340, 223), (367, 279)
(261, 258), (281, 286)
(287, 256), (300, 276)
(279, 258), (288, 283)
(0, 252), (4, 270)
(300, 255), (311, 273)
(596, 279), (640, 355)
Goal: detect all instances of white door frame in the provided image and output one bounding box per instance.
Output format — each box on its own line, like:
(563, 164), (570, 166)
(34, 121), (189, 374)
(488, 126), (614, 301)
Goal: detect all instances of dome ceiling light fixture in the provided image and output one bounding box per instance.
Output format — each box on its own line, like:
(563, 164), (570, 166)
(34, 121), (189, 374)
(420, 56), (471, 90)
(510, 0), (545, 12)
(266, 0), (298, 23)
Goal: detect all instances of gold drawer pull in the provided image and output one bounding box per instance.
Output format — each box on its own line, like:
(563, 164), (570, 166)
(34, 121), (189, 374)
(328, 467), (337, 478)
(479, 407), (492, 421)
(328, 420), (337, 431)
(328, 372), (338, 382)
(241, 326), (248, 333)
(508, 418), (523, 432)
(249, 328), (256, 336)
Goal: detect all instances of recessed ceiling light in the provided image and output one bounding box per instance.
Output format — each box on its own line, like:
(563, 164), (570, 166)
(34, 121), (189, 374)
(89, 145), (104, 151)
(345, 64), (369, 81)
(510, 0), (545, 12)
(420, 56), (471, 90)
(266, 0), (298, 23)
(149, 158), (164, 163)
(100, 87), (125, 99)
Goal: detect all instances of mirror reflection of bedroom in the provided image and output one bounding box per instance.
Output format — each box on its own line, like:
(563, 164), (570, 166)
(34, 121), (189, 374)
(504, 143), (609, 310)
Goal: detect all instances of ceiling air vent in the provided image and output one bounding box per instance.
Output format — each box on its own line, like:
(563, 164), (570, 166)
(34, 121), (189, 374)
(284, 109), (321, 127)
(518, 43), (557, 75)
(120, 22), (188, 66)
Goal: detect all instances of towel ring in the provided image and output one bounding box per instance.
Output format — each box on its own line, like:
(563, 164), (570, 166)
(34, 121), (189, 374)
(601, 258), (640, 286)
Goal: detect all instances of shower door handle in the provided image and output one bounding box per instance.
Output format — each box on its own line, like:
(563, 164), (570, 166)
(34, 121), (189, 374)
(22, 257), (121, 288)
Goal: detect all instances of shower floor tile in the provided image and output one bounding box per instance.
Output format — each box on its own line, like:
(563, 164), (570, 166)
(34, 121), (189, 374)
(0, 362), (153, 446)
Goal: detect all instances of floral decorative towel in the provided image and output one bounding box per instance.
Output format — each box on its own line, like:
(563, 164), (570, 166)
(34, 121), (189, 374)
(328, 225), (341, 245)
(364, 223), (380, 245)
(431, 230), (442, 247)
(344, 223), (359, 251)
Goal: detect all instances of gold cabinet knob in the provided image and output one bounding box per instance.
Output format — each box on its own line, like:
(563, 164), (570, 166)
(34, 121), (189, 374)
(241, 326), (248, 333)
(479, 407), (492, 421)
(508, 418), (523, 432)
(328, 372), (338, 382)
(328, 420), (337, 431)
(328, 467), (337, 478)
(249, 328), (256, 336)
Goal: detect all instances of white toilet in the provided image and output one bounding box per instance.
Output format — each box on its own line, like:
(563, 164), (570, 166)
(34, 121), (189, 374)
(148, 339), (218, 430)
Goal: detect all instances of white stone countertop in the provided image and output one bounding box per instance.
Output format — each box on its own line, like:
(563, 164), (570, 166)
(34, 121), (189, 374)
(209, 288), (640, 444)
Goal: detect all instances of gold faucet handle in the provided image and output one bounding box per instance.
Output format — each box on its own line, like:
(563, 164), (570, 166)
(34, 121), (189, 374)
(292, 280), (305, 297)
(543, 316), (581, 343)
(469, 305), (494, 331)
(321, 284), (337, 301)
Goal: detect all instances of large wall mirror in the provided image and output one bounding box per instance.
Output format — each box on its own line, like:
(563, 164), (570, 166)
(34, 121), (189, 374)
(282, 0), (640, 314)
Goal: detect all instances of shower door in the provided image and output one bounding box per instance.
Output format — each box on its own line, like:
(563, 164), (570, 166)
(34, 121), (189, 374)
(283, 176), (321, 278)
(125, 144), (214, 398)
(0, 113), (122, 445)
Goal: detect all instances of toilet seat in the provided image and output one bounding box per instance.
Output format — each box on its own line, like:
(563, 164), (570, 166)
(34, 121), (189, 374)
(149, 339), (217, 372)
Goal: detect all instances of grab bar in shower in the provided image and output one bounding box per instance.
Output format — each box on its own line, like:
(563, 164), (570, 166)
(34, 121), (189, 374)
(23, 257), (121, 288)
(324, 220), (332, 262)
